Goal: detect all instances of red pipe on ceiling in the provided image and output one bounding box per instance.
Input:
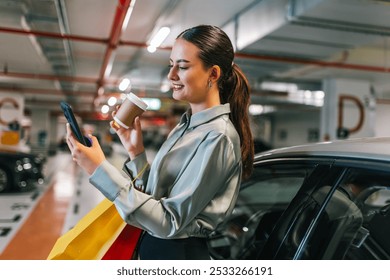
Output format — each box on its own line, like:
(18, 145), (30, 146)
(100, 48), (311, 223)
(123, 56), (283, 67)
(0, 26), (149, 49)
(0, 26), (148, 48)
(97, 0), (134, 94)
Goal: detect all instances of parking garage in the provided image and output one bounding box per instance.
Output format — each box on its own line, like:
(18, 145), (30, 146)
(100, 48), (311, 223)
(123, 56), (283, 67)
(1, 0), (390, 268)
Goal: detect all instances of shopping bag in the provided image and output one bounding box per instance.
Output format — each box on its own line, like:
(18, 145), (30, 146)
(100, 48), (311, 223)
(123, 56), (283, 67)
(47, 198), (141, 260)
(102, 223), (142, 260)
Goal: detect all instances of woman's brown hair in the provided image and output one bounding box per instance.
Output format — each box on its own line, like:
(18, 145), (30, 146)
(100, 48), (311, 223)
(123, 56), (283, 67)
(177, 25), (254, 178)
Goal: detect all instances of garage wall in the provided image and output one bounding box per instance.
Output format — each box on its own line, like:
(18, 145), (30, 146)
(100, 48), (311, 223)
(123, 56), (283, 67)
(375, 103), (390, 137)
(270, 101), (390, 149)
(271, 111), (320, 148)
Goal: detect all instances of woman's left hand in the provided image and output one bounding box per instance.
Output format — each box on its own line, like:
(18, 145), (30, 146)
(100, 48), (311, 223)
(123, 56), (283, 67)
(66, 123), (106, 175)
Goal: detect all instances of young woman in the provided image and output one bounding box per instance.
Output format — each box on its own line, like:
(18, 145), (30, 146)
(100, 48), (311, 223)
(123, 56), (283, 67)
(66, 24), (254, 260)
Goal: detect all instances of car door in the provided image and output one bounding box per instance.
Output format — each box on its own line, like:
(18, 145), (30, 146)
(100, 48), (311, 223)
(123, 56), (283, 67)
(260, 160), (390, 260)
(207, 158), (334, 260)
(257, 162), (347, 260)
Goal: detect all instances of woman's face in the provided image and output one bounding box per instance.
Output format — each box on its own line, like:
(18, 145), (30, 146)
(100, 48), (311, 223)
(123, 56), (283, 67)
(168, 38), (211, 105)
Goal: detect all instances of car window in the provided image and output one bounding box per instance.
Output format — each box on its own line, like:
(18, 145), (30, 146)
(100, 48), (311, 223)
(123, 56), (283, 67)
(239, 177), (304, 205)
(293, 167), (390, 260)
(341, 168), (390, 260)
(207, 162), (316, 260)
(258, 163), (342, 260)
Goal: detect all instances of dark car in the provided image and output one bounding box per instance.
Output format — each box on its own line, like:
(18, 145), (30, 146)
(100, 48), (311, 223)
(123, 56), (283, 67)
(0, 150), (45, 193)
(207, 137), (390, 260)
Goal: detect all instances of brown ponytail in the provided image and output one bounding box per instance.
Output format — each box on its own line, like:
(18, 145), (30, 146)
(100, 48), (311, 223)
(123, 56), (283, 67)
(221, 63), (254, 179)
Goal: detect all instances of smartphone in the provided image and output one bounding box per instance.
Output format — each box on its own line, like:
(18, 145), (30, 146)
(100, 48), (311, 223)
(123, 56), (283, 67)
(60, 101), (91, 147)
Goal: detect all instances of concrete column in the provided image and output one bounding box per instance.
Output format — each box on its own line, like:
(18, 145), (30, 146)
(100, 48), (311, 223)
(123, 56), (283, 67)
(321, 78), (375, 141)
(30, 108), (50, 155)
(48, 114), (58, 155)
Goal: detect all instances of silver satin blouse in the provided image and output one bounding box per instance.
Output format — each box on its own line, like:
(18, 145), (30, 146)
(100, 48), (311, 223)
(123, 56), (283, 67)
(89, 103), (242, 239)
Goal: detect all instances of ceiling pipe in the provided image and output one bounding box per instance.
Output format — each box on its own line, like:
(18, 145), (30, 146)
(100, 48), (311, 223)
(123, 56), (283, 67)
(0, 85), (95, 96)
(0, 71), (98, 84)
(96, 0), (135, 99)
(1, 21), (390, 90)
(0, 26), (107, 44)
(54, 0), (76, 74)
(1, 25), (389, 74)
(235, 52), (390, 73)
(1, 48), (389, 90)
(0, 25), (151, 48)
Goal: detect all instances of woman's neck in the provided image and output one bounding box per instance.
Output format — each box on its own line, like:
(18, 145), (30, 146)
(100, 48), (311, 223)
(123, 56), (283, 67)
(190, 91), (221, 114)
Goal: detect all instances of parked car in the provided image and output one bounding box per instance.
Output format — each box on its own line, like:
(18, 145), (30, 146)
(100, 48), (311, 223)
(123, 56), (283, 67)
(0, 150), (45, 193)
(207, 137), (390, 260)
(253, 138), (272, 153)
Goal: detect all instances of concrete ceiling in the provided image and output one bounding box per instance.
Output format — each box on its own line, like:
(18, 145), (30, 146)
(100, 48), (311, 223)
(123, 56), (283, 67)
(0, 0), (389, 120)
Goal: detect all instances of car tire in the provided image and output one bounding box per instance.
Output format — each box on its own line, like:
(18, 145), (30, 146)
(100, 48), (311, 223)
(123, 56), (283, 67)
(0, 166), (12, 193)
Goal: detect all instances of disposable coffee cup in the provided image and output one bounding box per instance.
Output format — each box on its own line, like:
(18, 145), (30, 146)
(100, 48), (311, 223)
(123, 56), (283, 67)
(113, 93), (148, 129)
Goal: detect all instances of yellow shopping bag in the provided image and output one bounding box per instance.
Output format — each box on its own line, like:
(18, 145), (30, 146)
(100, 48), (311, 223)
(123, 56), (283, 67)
(48, 198), (126, 260)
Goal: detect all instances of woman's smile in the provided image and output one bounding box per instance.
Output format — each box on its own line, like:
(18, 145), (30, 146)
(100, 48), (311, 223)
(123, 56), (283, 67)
(171, 83), (184, 91)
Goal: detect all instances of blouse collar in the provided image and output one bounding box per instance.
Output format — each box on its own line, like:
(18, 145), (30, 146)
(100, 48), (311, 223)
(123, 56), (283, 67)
(179, 103), (231, 129)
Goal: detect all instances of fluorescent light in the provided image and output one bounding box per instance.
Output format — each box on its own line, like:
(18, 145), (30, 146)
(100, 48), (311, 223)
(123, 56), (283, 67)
(142, 98), (161, 110)
(249, 104), (264, 115)
(148, 27), (170, 53)
(314, 91), (325, 99)
(119, 78), (131, 91)
(21, 16), (47, 64)
(122, 0), (137, 32)
(261, 82), (298, 92)
(147, 45), (157, 53)
(107, 96), (117, 106)
(101, 105), (110, 114)
(249, 105), (275, 115)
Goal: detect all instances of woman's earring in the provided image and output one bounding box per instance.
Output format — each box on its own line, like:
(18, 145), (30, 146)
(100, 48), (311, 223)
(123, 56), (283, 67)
(208, 80), (212, 88)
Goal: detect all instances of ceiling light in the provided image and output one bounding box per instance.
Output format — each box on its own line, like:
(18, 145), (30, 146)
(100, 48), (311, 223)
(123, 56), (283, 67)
(261, 82), (298, 92)
(142, 98), (161, 110)
(101, 105), (110, 114)
(147, 45), (157, 53)
(119, 78), (131, 91)
(249, 104), (264, 115)
(148, 27), (170, 53)
(249, 105), (275, 115)
(314, 91), (325, 99)
(121, 0), (137, 32)
(108, 96), (117, 106)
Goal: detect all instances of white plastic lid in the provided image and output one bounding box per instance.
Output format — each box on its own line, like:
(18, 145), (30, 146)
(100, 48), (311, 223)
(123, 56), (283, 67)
(126, 92), (148, 111)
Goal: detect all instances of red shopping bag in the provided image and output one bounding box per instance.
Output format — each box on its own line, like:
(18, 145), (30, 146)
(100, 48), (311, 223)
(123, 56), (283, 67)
(102, 223), (143, 260)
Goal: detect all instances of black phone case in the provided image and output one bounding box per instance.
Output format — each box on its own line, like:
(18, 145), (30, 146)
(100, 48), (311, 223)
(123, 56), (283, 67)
(60, 101), (91, 147)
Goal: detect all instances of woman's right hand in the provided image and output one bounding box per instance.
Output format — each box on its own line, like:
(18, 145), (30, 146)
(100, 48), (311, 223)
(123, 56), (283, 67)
(111, 108), (145, 159)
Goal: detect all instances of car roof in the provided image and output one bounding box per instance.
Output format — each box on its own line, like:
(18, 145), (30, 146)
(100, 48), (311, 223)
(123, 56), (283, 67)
(255, 137), (390, 162)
